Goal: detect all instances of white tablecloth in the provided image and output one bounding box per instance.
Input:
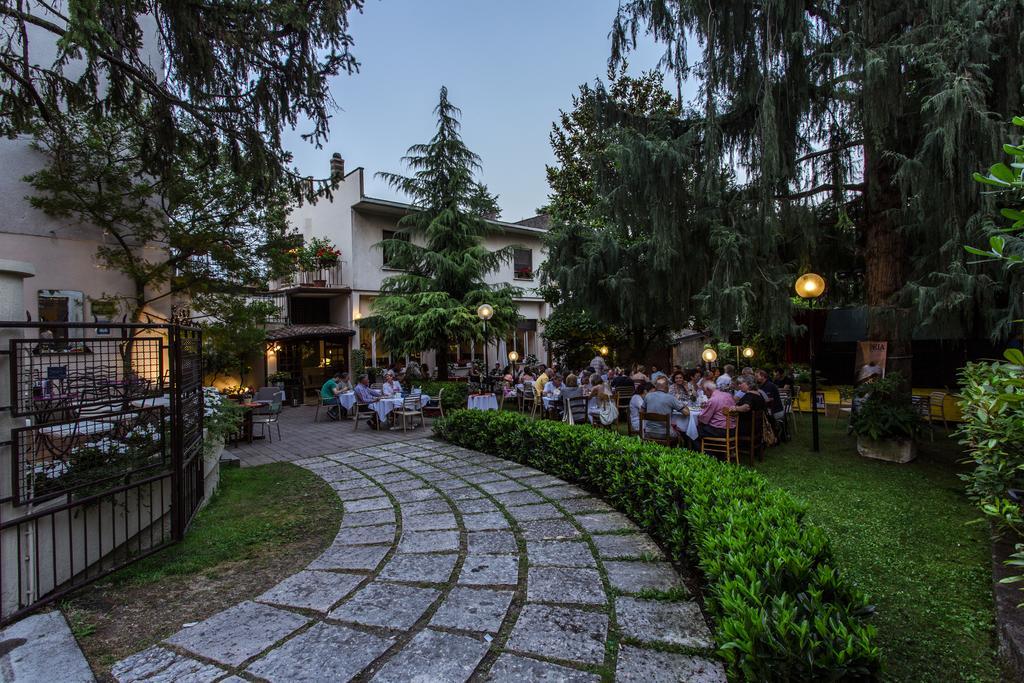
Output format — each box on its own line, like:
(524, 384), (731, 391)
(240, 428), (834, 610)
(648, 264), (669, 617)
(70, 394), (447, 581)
(467, 394), (499, 411)
(372, 397), (403, 421)
(672, 409), (700, 441)
(337, 392), (357, 411)
(542, 395), (561, 409)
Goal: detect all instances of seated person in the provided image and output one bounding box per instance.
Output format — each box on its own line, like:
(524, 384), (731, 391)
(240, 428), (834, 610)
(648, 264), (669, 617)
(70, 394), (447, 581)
(643, 377), (685, 439)
(320, 372), (345, 420)
(650, 365), (667, 382)
(697, 380), (736, 440)
(716, 364), (735, 391)
(609, 368), (634, 390)
(590, 386), (619, 426)
(630, 382), (652, 434)
(755, 369), (783, 421)
(561, 374), (582, 400)
(543, 374), (564, 417)
(381, 371), (402, 396)
(669, 371), (689, 400)
(354, 374), (384, 428)
(336, 371), (353, 392)
(730, 375), (767, 433)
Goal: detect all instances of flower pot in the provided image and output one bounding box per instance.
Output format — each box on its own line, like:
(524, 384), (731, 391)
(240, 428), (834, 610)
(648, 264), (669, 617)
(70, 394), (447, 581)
(313, 279), (326, 287)
(856, 436), (917, 463)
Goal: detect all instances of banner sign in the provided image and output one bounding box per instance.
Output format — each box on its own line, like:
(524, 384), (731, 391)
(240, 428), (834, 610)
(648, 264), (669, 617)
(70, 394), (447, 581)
(855, 341), (887, 383)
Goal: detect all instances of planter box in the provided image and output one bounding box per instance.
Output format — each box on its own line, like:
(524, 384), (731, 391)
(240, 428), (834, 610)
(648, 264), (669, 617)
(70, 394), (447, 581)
(857, 436), (917, 463)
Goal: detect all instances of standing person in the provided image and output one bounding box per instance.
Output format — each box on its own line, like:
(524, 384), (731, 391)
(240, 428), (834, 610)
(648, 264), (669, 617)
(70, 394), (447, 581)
(650, 365), (667, 382)
(630, 382), (652, 434)
(697, 380), (736, 441)
(716, 364), (735, 391)
(320, 372), (345, 420)
(590, 353), (607, 376)
(534, 366), (549, 397)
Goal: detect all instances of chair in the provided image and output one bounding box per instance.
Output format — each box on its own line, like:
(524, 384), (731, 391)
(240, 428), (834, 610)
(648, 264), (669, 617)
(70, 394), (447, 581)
(700, 418), (739, 464)
(911, 395), (934, 441)
(394, 395), (425, 432)
(615, 388), (633, 423)
(314, 396), (341, 423)
(791, 385), (803, 413)
(777, 389), (794, 438)
(590, 414), (616, 431)
(352, 401), (380, 431)
(253, 401), (282, 442)
(735, 409), (766, 465)
(529, 385), (543, 420)
(929, 391), (949, 429)
(422, 388), (445, 419)
(639, 411), (675, 447)
(565, 396), (588, 425)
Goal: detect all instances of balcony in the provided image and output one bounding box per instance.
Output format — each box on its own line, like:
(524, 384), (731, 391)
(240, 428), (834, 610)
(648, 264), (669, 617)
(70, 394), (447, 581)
(269, 262), (347, 291)
(247, 293), (289, 324)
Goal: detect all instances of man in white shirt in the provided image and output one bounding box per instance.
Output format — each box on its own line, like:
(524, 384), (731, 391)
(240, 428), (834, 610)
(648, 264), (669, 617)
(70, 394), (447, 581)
(543, 374), (564, 397)
(716, 364), (735, 391)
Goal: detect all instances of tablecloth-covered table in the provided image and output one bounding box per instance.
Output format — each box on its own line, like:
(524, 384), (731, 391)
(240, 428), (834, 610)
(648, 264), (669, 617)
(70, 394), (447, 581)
(467, 394), (499, 411)
(338, 392), (429, 418)
(672, 409), (700, 441)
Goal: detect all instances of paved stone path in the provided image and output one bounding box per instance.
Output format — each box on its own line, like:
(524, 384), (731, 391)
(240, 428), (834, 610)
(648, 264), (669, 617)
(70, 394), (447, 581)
(112, 438), (725, 682)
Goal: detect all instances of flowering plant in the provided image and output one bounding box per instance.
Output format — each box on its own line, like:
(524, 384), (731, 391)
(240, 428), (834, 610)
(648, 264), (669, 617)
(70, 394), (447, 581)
(295, 236), (341, 271)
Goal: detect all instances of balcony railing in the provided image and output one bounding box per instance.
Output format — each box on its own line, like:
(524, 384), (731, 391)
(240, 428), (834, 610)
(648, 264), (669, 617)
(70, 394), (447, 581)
(247, 292), (289, 324)
(269, 262), (346, 291)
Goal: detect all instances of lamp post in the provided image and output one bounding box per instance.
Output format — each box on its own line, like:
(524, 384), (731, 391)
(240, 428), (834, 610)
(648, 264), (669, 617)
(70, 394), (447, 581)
(795, 272), (826, 452)
(508, 349), (519, 376)
(477, 304), (494, 388)
(701, 347), (718, 372)
(742, 346), (755, 361)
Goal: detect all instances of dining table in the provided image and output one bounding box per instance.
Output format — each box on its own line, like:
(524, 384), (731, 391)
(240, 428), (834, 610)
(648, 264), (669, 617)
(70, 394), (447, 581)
(467, 393), (499, 411)
(235, 400), (269, 444)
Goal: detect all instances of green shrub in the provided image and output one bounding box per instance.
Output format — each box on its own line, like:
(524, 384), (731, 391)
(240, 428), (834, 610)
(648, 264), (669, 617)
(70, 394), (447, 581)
(411, 380), (468, 412)
(434, 410), (880, 681)
(850, 373), (919, 441)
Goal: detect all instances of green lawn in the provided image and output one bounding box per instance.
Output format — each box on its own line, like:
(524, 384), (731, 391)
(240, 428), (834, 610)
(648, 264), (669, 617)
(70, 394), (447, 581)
(755, 415), (999, 682)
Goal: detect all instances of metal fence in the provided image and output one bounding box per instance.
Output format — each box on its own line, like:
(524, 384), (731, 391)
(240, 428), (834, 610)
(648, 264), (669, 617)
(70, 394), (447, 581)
(0, 321), (203, 624)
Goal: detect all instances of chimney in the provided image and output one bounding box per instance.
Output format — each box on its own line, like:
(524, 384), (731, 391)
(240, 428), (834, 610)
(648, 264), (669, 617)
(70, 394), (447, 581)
(330, 152), (345, 180)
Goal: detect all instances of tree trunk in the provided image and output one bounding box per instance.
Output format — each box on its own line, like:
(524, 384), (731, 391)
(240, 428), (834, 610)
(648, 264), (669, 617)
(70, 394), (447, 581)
(863, 142), (913, 383)
(436, 343), (449, 381)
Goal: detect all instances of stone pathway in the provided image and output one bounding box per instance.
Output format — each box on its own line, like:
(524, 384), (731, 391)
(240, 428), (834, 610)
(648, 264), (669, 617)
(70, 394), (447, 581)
(111, 438), (724, 682)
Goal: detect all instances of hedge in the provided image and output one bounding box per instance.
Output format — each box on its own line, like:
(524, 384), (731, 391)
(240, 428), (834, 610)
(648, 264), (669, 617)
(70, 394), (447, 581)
(409, 380), (469, 413)
(434, 410), (880, 681)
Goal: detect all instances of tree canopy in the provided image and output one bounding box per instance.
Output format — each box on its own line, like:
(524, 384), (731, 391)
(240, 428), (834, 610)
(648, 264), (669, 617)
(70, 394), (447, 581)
(366, 87), (521, 379)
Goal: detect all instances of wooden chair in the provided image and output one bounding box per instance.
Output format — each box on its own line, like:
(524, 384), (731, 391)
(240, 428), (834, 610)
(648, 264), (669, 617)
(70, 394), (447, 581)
(911, 395), (934, 441)
(615, 388), (633, 423)
(791, 385), (803, 413)
(394, 395), (425, 432)
(314, 396), (340, 422)
(566, 396), (589, 425)
(422, 388), (445, 419)
(735, 409), (766, 465)
(639, 411), (675, 447)
(352, 401), (380, 431)
(700, 418), (739, 464)
(929, 391), (949, 429)
(590, 413), (616, 431)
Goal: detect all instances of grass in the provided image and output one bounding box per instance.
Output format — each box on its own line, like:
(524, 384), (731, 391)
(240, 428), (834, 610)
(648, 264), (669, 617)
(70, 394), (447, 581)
(754, 415), (999, 682)
(64, 462), (342, 674)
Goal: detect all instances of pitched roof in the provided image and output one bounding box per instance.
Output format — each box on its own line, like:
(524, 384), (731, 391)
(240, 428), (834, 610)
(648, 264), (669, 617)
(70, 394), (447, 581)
(514, 214), (552, 229)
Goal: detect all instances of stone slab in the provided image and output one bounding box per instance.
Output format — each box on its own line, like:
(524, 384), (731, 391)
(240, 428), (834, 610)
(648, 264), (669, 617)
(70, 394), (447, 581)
(0, 611), (93, 683)
(537, 484), (590, 500)
(257, 570), (363, 613)
(518, 519), (581, 541)
(429, 587), (514, 633)
(592, 534), (665, 560)
(526, 540), (597, 568)
(246, 622), (393, 681)
(393, 487), (442, 503)
(454, 497), (500, 514)
(467, 530), (519, 554)
(615, 645), (726, 682)
(329, 582), (440, 629)
(574, 512), (638, 534)
(112, 646), (224, 683)
(164, 601), (309, 666)
(345, 496), (393, 512)
(559, 497), (615, 515)
(459, 554), (519, 586)
(335, 524), (396, 546)
(461, 471), (507, 485)
(527, 567), (606, 605)
(308, 543), (390, 571)
(615, 598), (713, 648)
(401, 499), (452, 515)
(493, 490), (546, 506)
(386, 478), (430, 492)
(403, 512), (459, 531)
(371, 628), (490, 682)
(605, 561), (684, 594)
(506, 503), (564, 522)
(335, 485), (386, 501)
(398, 530), (460, 554)
(342, 509), (397, 528)
(480, 480), (526, 495)
(484, 654), (601, 682)
(506, 604), (609, 665)
(379, 553), (458, 583)
(462, 512), (510, 531)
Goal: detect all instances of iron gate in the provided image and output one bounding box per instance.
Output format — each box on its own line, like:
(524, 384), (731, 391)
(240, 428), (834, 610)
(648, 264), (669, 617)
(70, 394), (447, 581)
(0, 321), (204, 624)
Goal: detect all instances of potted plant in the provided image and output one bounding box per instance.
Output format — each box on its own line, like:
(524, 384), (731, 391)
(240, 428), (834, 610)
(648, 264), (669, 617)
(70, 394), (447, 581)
(296, 237), (341, 286)
(89, 295), (118, 321)
(268, 371), (290, 389)
(851, 373), (921, 463)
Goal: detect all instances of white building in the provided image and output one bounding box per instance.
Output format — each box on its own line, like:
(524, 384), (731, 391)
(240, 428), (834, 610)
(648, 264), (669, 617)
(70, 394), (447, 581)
(259, 155), (550, 401)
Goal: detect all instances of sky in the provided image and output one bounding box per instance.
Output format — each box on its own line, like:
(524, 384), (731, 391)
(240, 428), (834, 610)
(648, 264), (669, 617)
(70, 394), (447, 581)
(281, 0), (670, 222)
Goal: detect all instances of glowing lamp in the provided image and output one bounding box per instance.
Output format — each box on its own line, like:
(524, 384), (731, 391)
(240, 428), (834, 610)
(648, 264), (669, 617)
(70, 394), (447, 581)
(508, 350), (520, 362)
(742, 346), (755, 359)
(701, 348), (718, 363)
(598, 345), (609, 356)
(476, 304), (494, 321)
(795, 272), (826, 299)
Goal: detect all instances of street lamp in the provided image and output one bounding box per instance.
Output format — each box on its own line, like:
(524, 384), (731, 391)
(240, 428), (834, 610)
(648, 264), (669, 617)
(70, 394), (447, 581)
(508, 349), (519, 376)
(598, 345), (609, 356)
(701, 347), (718, 368)
(795, 272), (826, 452)
(477, 304), (494, 387)
(741, 346), (755, 360)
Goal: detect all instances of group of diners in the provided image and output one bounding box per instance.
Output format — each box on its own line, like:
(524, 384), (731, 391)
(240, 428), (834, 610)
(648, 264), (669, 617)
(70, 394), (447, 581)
(319, 369), (406, 429)
(506, 355), (796, 450)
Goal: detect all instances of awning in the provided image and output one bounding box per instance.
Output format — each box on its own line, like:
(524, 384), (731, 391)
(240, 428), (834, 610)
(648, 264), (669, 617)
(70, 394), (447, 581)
(265, 324), (356, 342)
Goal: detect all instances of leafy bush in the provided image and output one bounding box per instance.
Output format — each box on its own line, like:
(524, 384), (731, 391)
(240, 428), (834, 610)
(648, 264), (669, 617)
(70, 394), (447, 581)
(433, 410), (880, 681)
(204, 387), (242, 456)
(850, 373), (919, 441)
(412, 380), (468, 412)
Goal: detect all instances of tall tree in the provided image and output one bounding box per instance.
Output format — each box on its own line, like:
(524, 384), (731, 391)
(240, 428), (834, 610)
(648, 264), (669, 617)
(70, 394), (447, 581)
(25, 113), (297, 321)
(608, 0), (1022, 377)
(0, 0), (363, 198)
(366, 87), (521, 380)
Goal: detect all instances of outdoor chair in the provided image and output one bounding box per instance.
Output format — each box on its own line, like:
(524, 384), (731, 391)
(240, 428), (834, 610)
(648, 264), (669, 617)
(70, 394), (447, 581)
(352, 401), (380, 431)
(565, 396), (588, 425)
(253, 401), (282, 442)
(519, 385), (537, 416)
(615, 388), (632, 423)
(394, 395), (425, 432)
(530, 386), (543, 420)
(929, 391), (949, 429)
(791, 385), (803, 413)
(422, 388), (445, 419)
(911, 395), (934, 441)
(314, 396), (341, 423)
(639, 411), (676, 447)
(735, 408), (766, 465)
(700, 419), (738, 464)
(777, 389), (794, 439)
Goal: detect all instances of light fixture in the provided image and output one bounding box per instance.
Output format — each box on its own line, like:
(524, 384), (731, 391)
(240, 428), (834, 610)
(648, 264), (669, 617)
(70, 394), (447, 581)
(742, 346), (755, 359)
(266, 343), (281, 355)
(701, 347), (718, 363)
(353, 310), (362, 321)
(795, 272), (826, 299)
(476, 303), (494, 321)
(598, 345), (609, 356)
(507, 350), (520, 363)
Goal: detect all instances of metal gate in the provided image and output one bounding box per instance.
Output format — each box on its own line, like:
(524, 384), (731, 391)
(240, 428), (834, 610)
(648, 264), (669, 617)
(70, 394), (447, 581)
(0, 321), (204, 624)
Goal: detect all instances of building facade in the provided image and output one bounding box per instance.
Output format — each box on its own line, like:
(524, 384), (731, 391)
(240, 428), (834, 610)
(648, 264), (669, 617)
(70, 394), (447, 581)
(259, 156), (550, 402)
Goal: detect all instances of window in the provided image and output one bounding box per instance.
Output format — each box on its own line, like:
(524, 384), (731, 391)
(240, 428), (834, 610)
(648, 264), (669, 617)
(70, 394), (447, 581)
(382, 229), (410, 268)
(513, 248), (533, 279)
(37, 290), (85, 351)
